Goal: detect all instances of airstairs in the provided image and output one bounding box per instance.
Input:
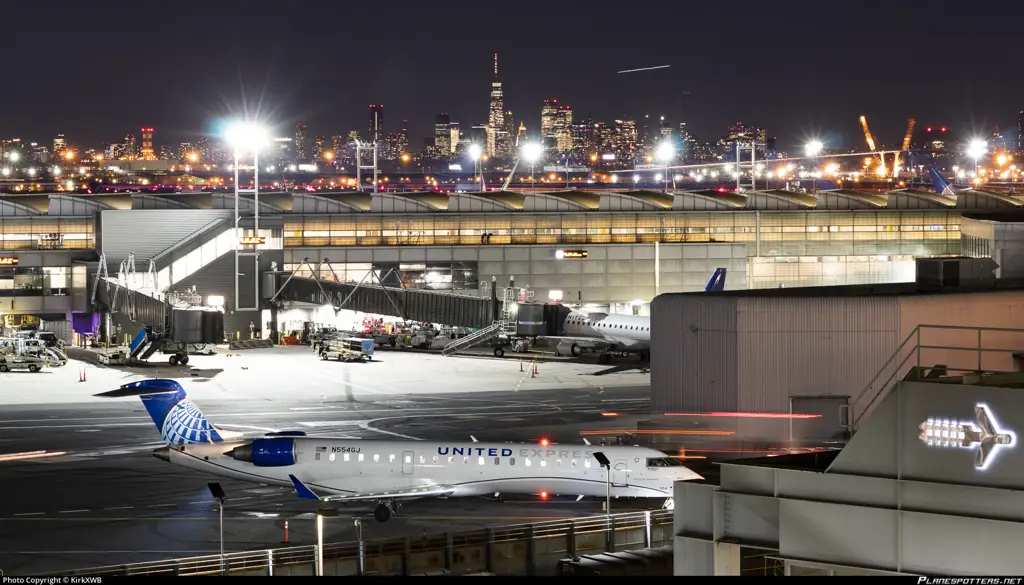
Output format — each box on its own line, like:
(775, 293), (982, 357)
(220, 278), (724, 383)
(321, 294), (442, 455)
(442, 286), (524, 356)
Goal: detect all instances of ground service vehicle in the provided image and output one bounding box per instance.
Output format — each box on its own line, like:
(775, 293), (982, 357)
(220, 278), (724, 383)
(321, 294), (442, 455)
(320, 337), (375, 362)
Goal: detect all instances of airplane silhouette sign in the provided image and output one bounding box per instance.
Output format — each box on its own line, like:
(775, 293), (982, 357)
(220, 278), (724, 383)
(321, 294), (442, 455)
(919, 404), (1016, 470)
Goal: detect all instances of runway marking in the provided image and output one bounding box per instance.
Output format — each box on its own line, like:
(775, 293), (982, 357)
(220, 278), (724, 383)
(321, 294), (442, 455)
(147, 503), (177, 508)
(358, 421), (419, 440)
(76, 429), (101, 433)
(232, 497), (252, 501)
(13, 512), (43, 516)
(58, 509), (89, 514)
(0, 450), (68, 462)
(188, 501), (210, 504)
(0, 422), (153, 430)
(103, 506), (133, 511)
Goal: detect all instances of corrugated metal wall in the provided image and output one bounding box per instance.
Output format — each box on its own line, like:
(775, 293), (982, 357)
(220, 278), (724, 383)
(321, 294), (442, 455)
(174, 250), (282, 337)
(734, 297), (900, 413)
(99, 209), (231, 265)
(651, 295), (739, 412)
(651, 294), (901, 414)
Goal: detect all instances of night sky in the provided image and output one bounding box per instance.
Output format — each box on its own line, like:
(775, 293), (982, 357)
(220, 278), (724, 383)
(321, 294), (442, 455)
(2, 1), (1020, 151)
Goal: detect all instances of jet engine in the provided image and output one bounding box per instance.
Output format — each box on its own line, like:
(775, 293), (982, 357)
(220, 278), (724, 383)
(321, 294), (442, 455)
(227, 437), (296, 467)
(556, 342), (583, 357)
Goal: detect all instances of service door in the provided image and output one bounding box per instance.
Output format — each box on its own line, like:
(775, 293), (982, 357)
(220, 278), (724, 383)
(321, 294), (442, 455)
(611, 460), (628, 487)
(402, 450), (415, 475)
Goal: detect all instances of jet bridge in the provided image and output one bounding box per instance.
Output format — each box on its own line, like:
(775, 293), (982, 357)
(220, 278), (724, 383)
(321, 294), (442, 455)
(269, 259), (495, 330)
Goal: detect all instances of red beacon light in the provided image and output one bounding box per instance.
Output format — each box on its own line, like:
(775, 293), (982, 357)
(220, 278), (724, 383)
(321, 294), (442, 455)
(540, 438), (550, 447)
(540, 491), (549, 500)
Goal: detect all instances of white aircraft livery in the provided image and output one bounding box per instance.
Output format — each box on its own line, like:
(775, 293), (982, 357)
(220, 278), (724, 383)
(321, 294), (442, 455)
(545, 267), (726, 362)
(99, 379), (704, 522)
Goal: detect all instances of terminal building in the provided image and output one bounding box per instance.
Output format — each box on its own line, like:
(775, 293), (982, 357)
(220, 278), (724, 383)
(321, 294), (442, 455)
(0, 186), (1014, 340)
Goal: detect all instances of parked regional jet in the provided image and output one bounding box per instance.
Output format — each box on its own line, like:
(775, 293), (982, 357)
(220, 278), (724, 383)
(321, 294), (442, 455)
(98, 379), (703, 522)
(546, 268), (726, 363)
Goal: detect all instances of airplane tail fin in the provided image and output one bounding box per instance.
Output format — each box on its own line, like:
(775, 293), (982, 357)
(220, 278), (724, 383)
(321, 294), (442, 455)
(928, 167), (956, 196)
(95, 379), (240, 445)
(704, 268), (727, 292)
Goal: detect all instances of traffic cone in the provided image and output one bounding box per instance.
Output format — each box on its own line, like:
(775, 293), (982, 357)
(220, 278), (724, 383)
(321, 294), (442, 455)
(281, 519), (290, 544)
(531, 364), (537, 378)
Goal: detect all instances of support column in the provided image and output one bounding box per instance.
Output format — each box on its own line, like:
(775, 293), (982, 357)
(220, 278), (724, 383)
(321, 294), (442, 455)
(444, 532), (454, 571)
(713, 542), (742, 576)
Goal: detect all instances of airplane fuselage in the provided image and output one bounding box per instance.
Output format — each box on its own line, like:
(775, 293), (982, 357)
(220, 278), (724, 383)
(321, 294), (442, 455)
(560, 311), (651, 352)
(160, 439), (699, 501)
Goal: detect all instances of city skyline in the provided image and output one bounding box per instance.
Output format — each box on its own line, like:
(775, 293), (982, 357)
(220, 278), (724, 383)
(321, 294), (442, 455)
(0, 2), (1019, 152)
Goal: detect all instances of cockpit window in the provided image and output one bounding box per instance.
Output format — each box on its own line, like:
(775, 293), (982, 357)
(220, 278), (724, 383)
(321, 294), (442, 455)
(646, 457), (687, 468)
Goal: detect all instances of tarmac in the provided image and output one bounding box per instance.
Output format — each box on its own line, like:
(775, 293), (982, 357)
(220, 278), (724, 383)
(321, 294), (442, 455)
(0, 345), (660, 575)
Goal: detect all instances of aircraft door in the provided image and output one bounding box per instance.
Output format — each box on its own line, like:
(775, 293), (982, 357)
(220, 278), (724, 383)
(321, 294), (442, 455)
(402, 450), (415, 475)
(611, 460), (628, 487)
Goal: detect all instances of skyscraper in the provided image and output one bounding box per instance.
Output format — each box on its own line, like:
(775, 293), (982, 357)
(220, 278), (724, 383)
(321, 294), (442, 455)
(140, 127), (155, 160)
(1018, 111), (1023, 154)
(123, 133), (138, 160)
(450, 123), (460, 155)
(541, 100), (559, 151)
(368, 104), (384, 144)
(313, 136), (325, 160)
(294, 125), (307, 161)
(53, 135), (66, 156)
(555, 105), (573, 152)
(434, 113), (451, 158)
(158, 144), (173, 160)
(487, 53), (507, 157)
(179, 142), (193, 161)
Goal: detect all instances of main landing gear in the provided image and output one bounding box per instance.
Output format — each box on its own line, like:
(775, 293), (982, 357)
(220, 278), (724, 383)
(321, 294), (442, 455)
(374, 499), (401, 522)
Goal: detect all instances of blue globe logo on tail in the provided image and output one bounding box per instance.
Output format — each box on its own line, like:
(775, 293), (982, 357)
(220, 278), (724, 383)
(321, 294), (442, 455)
(105, 379), (225, 445)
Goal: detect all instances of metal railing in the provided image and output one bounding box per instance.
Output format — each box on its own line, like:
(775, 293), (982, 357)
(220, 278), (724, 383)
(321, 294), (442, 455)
(49, 509), (673, 577)
(851, 324), (1024, 431)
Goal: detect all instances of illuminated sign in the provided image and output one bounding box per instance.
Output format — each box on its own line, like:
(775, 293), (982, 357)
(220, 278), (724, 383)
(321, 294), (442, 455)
(555, 250), (587, 259)
(239, 237), (265, 245)
(919, 403), (1016, 470)
(601, 153), (616, 161)
(0, 257), (18, 266)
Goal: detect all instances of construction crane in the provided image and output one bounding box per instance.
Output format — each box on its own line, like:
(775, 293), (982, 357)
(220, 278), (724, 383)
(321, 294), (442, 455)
(502, 158), (521, 191)
(859, 115), (888, 176)
(890, 117), (916, 179)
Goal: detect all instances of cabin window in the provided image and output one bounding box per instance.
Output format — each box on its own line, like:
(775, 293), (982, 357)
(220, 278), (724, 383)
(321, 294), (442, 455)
(646, 457), (688, 468)
(433, 455), (439, 464)
(358, 453), (364, 462)
(572, 459), (577, 467)
(478, 457), (485, 465)
(448, 456), (455, 464)
(584, 459), (591, 468)
(494, 457), (500, 465)
(344, 453), (350, 462)
(557, 459), (562, 466)
(373, 454), (380, 463)
(525, 458), (532, 467)
(329, 453), (336, 462)
(419, 454), (425, 464)
(540, 459), (547, 467)
(510, 457), (516, 466)
(463, 457), (469, 465)
(389, 454), (396, 463)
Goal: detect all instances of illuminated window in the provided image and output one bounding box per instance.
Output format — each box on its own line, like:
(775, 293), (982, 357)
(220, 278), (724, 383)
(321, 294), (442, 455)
(584, 459), (591, 468)
(358, 453), (364, 462)
(433, 455), (439, 464)
(373, 454), (380, 463)
(389, 454), (396, 463)
(557, 459), (562, 466)
(463, 457), (469, 465)
(525, 458), (532, 467)
(420, 455), (426, 464)
(404, 455), (412, 464)
(343, 453), (350, 462)
(478, 457), (485, 465)
(329, 453), (335, 462)
(572, 459), (577, 467)
(448, 456), (455, 464)
(540, 460), (547, 467)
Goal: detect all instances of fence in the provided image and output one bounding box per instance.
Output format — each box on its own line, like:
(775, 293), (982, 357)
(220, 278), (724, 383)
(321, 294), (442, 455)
(51, 509), (673, 577)
(851, 324), (1024, 431)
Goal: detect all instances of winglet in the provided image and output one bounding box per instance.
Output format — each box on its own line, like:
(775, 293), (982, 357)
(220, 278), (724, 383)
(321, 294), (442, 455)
(470, 435), (479, 443)
(288, 474), (321, 500)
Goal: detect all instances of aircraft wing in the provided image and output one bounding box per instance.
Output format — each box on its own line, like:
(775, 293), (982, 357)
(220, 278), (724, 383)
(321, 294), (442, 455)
(289, 475), (455, 502)
(541, 336), (615, 349)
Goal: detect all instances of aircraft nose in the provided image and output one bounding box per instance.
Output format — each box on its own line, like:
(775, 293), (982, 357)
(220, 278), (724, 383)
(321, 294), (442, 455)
(153, 446), (171, 462)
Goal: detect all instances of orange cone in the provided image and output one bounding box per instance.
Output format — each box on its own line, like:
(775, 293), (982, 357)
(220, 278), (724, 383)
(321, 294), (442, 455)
(281, 519), (290, 544)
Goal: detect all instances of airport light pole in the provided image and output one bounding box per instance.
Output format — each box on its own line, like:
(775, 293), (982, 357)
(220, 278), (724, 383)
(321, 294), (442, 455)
(656, 141), (675, 192)
(805, 140), (823, 194)
(967, 139), (988, 177)
(469, 144), (484, 192)
(316, 506), (337, 576)
(208, 482), (226, 574)
(593, 451), (611, 516)
(521, 142), (542, 192)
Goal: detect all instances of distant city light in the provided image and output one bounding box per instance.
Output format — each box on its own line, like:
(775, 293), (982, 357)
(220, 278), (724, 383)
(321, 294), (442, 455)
(521, 142), (542, 163)
(8, 152), (20, 163)
(805, 140), (823, 157)
(655, 141), (675, 162)
(224, 122), (269, 151)
(0, 168), (9, 177)
(632, 174), (640, 182)
(469, 143), (482, 161)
